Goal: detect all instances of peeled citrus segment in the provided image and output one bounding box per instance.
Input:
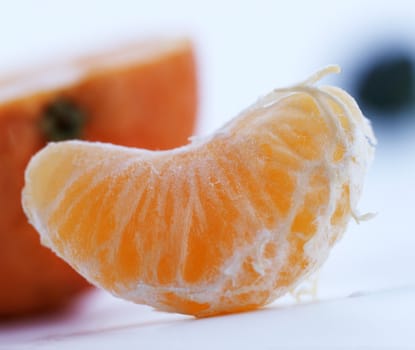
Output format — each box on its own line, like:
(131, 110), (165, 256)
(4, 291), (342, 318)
(22, 65), (375, 317)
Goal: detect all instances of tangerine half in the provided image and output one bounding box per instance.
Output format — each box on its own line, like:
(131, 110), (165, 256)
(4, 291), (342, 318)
(1, 37), (197, 316)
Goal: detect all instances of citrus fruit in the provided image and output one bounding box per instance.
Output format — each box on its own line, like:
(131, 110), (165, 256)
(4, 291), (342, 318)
(0, 37), (197, 317)
(22, 65), (375, 317)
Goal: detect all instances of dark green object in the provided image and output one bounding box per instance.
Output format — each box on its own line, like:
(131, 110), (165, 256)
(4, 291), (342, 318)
(40, 98), (86, 141)
(357, 55), (414, 113)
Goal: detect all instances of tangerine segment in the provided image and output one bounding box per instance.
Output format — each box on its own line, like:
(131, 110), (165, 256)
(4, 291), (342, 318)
(22, 66), (375, 317)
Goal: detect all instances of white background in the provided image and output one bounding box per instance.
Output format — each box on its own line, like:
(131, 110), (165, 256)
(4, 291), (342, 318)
(1, 1), (415, 348)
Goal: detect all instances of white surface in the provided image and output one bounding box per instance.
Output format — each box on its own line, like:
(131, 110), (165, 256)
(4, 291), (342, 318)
(2, 286), (415, 349)
(1, 1), (415, 348)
